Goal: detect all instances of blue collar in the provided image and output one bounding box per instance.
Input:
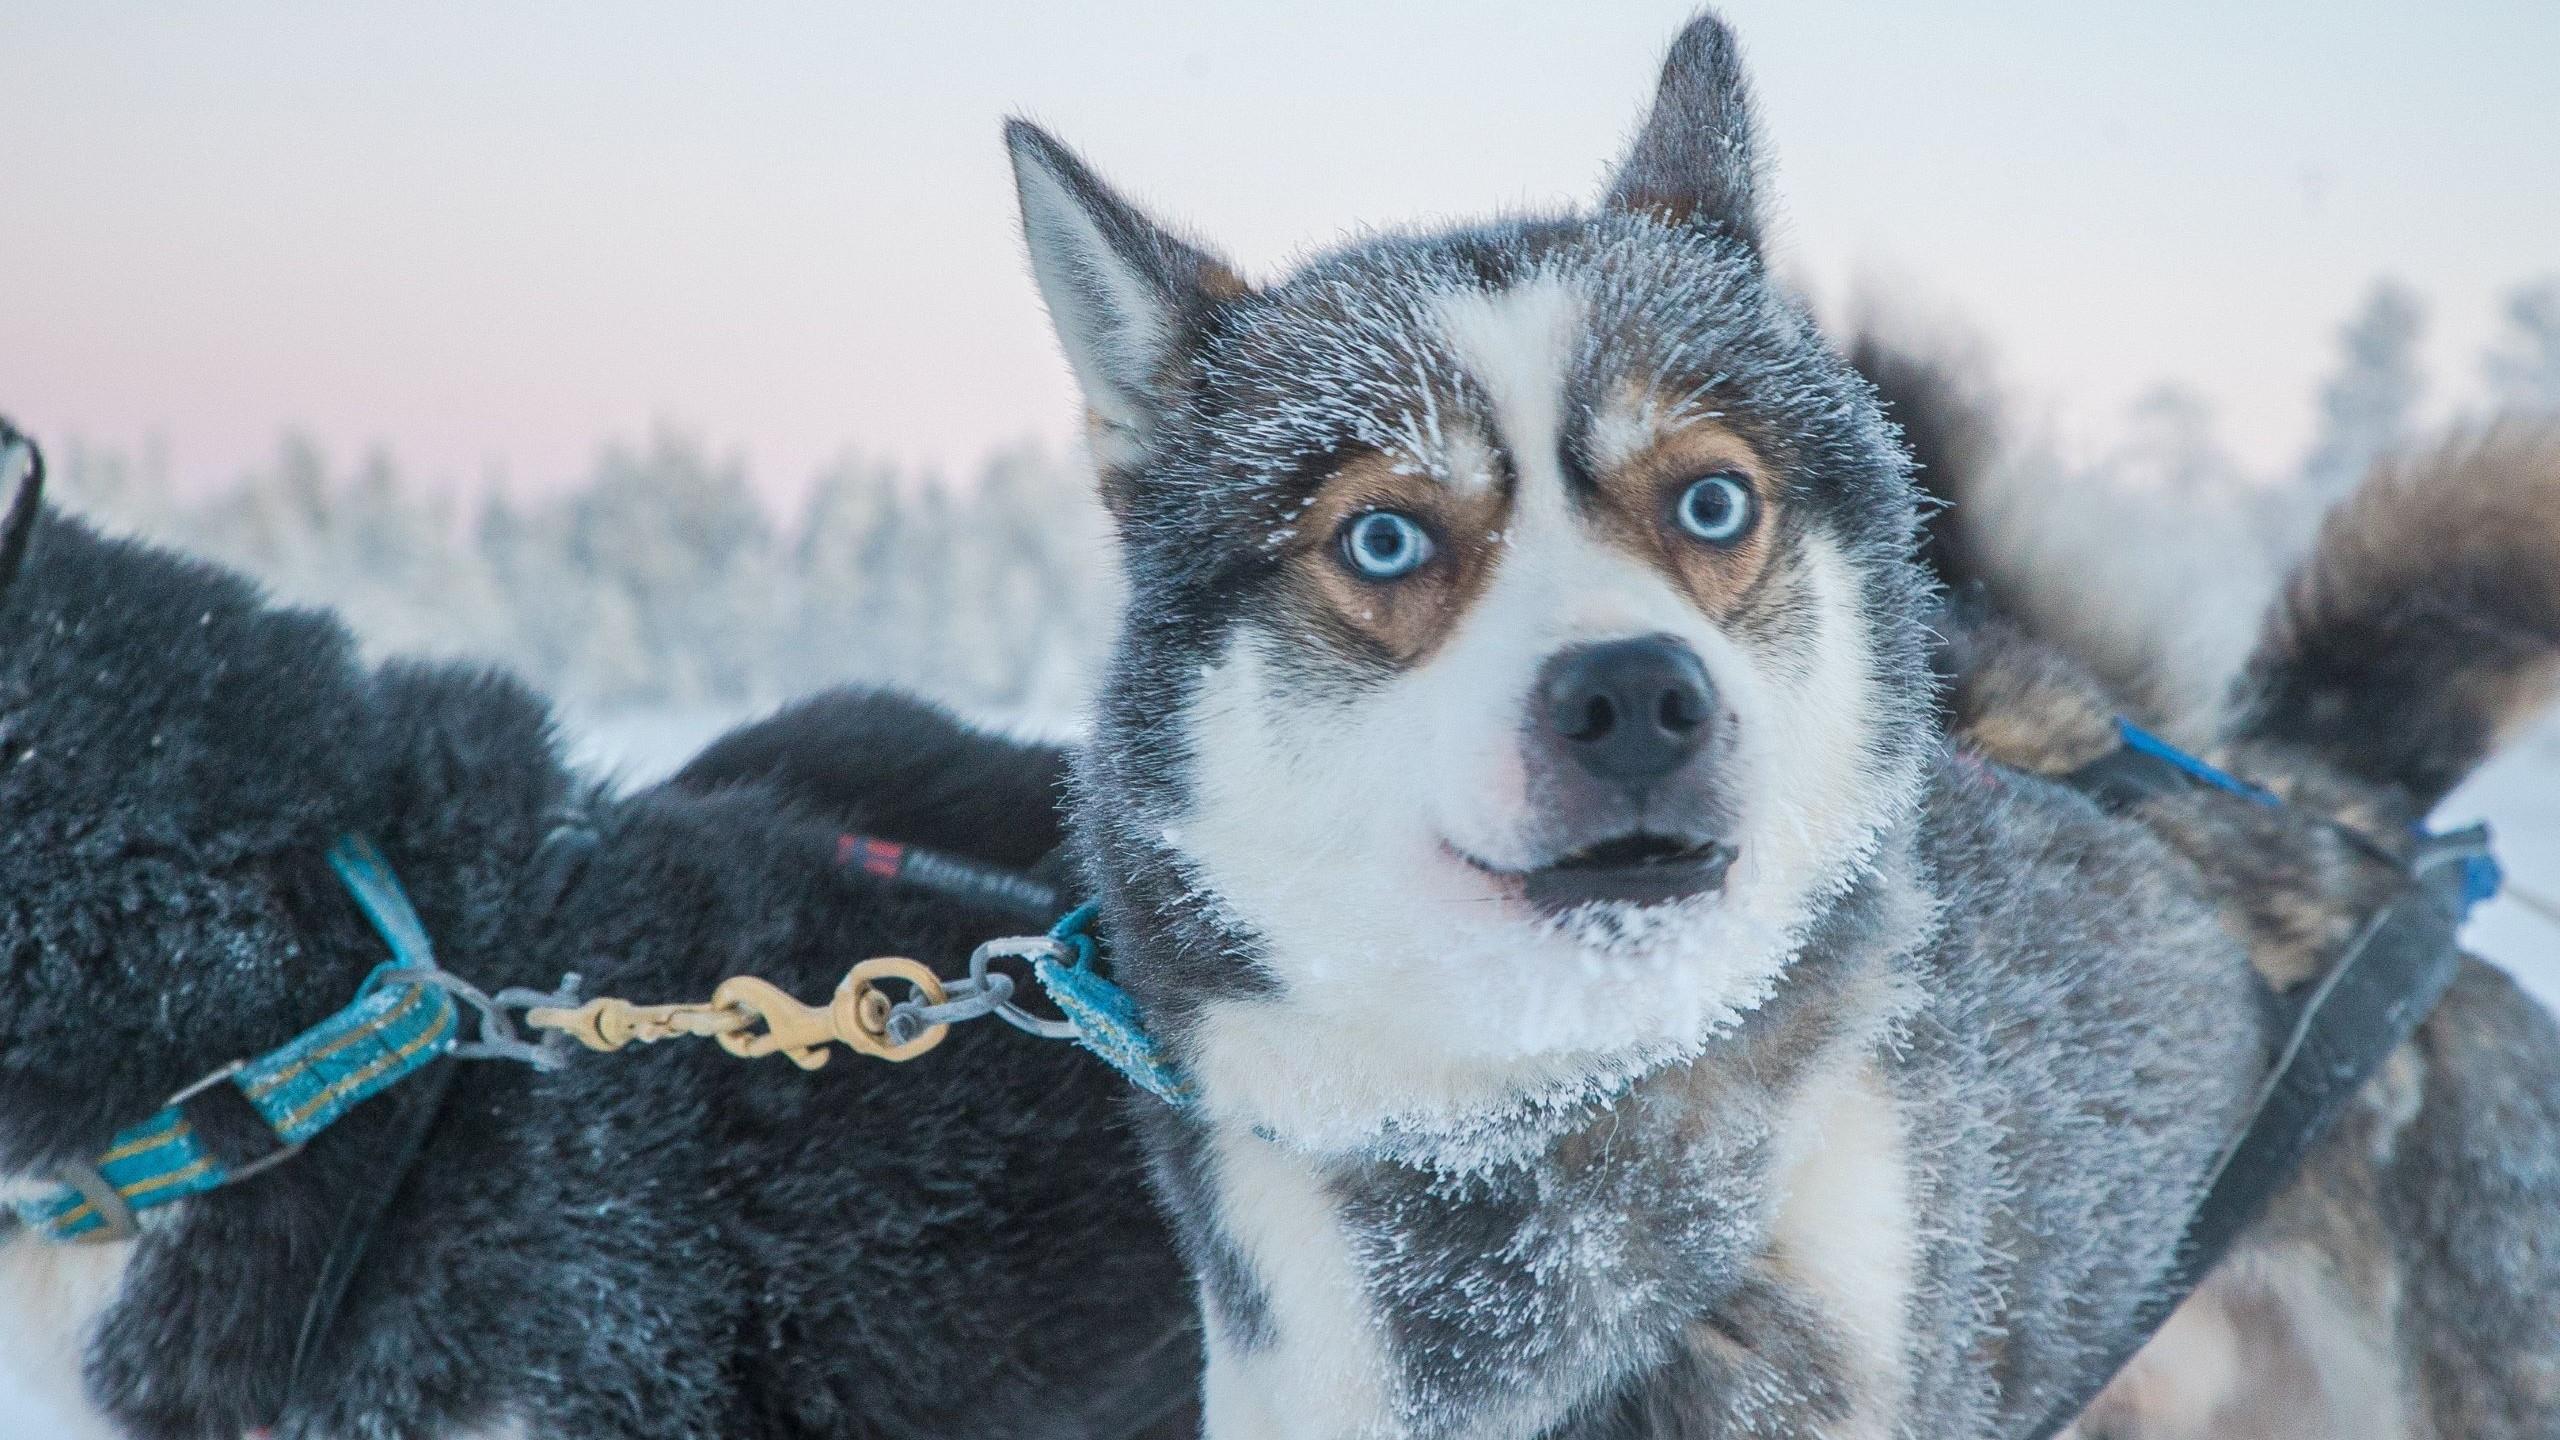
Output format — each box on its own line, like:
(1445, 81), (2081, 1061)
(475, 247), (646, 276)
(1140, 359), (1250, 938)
(1028, 904), (1193, 1107)
(13, 837), (461, 1243)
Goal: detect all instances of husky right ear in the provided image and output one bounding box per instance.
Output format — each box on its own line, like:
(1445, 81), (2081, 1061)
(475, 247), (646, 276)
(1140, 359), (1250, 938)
(1006, 121), (1245, 503)
(1602, 12), (1767, 254)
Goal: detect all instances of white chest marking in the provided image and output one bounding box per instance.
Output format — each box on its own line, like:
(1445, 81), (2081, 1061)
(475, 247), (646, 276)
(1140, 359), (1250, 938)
(1764, 1059), (1916, 1440)
(0, 1227), (137, 1440)
(1199, 1127), (1395, 1440)
(0, 1208), (533, 1440)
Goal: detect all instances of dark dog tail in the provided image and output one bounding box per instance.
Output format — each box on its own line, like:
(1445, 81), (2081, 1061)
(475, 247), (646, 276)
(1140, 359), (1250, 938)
(1847, 331), (2002, 596)
(2225, 420), (2560, 811)
(0, 418), (45, 612)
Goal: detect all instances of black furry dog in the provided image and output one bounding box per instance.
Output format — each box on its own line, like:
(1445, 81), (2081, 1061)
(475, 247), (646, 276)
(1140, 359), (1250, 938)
(0, 438), (1196, 1440)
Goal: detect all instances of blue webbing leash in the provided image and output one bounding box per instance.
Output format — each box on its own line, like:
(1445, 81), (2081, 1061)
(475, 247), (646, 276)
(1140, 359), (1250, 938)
(12, 838), (571, 1243)
(1027, 904), (1193, 1106)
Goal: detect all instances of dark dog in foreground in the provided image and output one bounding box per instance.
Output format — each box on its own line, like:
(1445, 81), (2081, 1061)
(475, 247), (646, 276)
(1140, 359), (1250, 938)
(0, 442), (1196, 1439)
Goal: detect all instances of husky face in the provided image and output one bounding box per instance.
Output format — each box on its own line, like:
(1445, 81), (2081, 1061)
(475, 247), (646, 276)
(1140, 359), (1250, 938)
(1015, 23), (1936, 1147)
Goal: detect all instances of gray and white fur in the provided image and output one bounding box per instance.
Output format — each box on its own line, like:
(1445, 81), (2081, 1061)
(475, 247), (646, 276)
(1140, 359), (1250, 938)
(1907, 364), (2560, 1436)
(1010, 14), (2283, 1437)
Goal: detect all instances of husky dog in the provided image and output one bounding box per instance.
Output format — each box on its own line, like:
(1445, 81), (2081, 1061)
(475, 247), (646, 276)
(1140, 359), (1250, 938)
(999, 13), (2323, 1437)
(1885, 348), (2560, 1437)
(0, 462), (1197, 1438)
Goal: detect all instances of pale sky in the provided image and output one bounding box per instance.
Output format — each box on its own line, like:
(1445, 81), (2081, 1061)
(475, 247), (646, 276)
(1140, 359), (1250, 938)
(3, 1), (2554, 500)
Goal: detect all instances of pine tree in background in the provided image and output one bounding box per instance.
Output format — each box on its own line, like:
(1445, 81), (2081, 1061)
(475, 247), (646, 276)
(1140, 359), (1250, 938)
(2299, 279), (2427, 509)
(554, 430), (779, 708)
(2113, 386), (2247, 497)
(2485, 278), (2560, 413)
(788, 452), (911, 700)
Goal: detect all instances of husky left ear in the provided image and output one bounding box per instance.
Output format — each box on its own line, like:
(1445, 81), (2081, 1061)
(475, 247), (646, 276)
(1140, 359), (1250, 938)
(1006, 120), (1245, 500)
(1603, 12), (1767, 253)
(0, 419), (45, 612)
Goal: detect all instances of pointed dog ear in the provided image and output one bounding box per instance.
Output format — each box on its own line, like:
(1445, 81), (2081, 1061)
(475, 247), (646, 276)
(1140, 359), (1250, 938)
(1005, 120), (1246, 506)
(0, 419), (45, 612)
(1602, 12), (1766, 254)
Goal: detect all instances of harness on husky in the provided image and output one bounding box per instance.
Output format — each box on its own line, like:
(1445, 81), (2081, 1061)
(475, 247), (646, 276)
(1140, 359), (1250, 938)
(4, 817), (1180, 1440)
(2023, 719), (2500, 1440)
(10, 837), (575, 1244)
(11, 830), (1183, 1252)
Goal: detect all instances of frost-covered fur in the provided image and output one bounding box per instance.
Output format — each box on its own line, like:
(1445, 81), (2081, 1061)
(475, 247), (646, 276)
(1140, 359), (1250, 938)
(1011, 13), (2274, 1436)
(0, 489), (1196, 1438)
(1925, 413), (2560, 1437)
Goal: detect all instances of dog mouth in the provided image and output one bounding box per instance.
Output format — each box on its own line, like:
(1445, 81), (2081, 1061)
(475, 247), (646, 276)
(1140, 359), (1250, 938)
(1459, 833), (1738, 915)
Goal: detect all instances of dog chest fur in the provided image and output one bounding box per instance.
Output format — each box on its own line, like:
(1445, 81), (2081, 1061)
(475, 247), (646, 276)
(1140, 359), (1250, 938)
(1166, 863), (1934, 1440)
(1759, 1059), (1915, 1439)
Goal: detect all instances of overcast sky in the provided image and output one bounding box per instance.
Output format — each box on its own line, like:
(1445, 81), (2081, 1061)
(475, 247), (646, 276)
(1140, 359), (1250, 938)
(3, 0), (2553, 500)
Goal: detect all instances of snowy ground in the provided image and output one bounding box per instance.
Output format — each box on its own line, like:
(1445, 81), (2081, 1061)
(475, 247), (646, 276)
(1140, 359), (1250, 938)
(2444, 718), (2560, 1010)
(8, 711), (2558, 1433)
(558, 702), (757, 791)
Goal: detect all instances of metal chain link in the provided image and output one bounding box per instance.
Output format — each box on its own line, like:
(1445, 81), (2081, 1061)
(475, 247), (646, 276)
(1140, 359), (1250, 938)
(885, 936), (1081, 1044)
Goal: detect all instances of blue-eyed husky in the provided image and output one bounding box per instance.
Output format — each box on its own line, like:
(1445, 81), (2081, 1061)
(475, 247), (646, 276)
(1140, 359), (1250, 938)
(1008, 10), (2560, 1438)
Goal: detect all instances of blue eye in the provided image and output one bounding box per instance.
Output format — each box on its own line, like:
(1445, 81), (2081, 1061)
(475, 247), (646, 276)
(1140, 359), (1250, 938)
(1340, 509), (1434, 581)
(1674, 473), (1755, 545)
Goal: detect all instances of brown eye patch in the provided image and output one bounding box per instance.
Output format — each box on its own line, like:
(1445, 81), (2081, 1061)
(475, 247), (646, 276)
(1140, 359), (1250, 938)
(1278, 450), (1511, 667)
(1583, 419), (1783, 618)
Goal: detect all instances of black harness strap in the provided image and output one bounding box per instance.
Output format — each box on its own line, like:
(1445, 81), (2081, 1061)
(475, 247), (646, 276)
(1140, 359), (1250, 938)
(2019, 738), (2489, 1439)
(284, 1060), (456, 1401)
(277, 819), (595, 1414)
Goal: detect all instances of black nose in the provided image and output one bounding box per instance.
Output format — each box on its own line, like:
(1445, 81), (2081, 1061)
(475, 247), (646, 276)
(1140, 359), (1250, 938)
(1539, 636), (1718, 786)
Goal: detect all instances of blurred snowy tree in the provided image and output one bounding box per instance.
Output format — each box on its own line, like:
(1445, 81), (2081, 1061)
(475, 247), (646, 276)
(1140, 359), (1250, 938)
(2299, 280), (2426, 507)
(550, 431), (780, 707)
(2485, 278), (2560, 413)
(788, 452), (911, 696)
(2114, 386), (2247, 497)
(40, 425), (1117, 722)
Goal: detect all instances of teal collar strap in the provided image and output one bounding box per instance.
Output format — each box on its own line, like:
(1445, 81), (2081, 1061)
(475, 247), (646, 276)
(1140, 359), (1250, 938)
(14, 838), (461, 1243)
(1029, 904), (1194, 1108)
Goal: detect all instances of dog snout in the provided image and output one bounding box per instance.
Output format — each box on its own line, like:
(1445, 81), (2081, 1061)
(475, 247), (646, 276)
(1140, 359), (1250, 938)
(1538, 636), (1719, 788)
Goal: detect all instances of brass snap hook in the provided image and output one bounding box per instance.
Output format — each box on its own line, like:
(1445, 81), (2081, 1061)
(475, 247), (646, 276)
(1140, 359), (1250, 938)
(710, 959), (950, 1069)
